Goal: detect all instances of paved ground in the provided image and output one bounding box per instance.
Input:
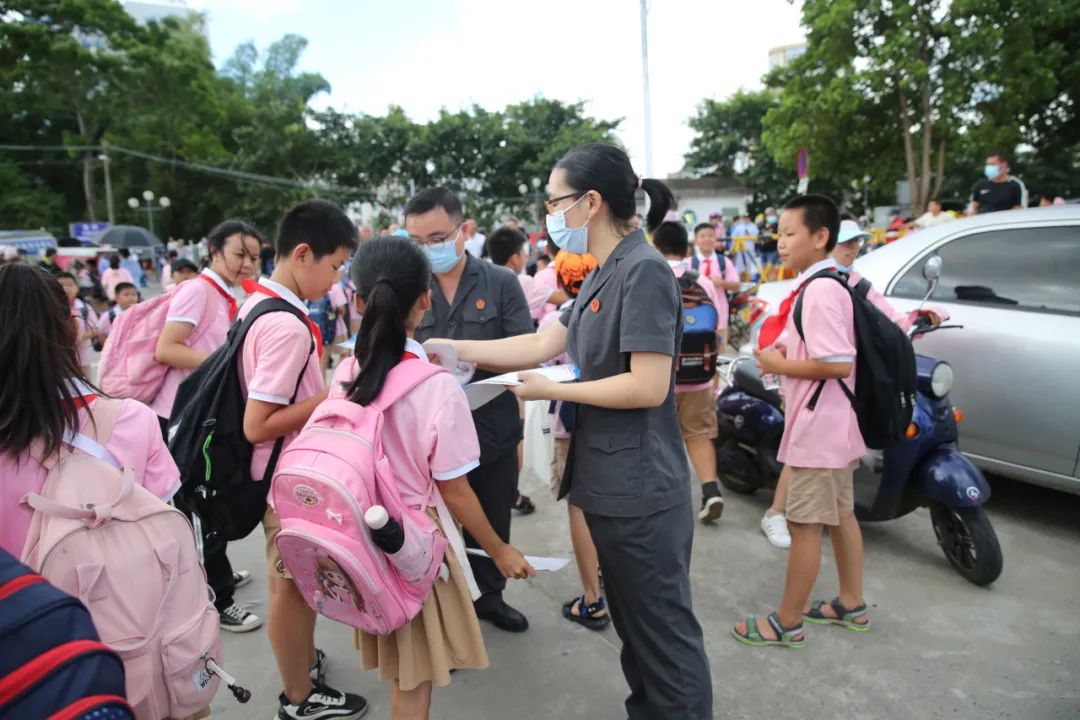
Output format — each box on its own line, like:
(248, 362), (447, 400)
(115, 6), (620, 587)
(209, 469), (1080, 720)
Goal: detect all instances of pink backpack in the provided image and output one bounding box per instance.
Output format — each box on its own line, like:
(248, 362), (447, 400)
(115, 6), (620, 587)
(272, 361), (449, 635)
(21, 399), (225, 719)
(98, 281), (215, 403)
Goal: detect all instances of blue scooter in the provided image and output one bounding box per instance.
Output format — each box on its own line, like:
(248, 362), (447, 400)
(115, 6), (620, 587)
(714, 262), (1003, 586)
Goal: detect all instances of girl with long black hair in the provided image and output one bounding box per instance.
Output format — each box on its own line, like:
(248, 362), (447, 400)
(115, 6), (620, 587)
(328, 237), (533, 720)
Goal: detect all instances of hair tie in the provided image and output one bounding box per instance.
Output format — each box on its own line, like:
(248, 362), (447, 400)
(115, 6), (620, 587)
(637, 176), (644, 190)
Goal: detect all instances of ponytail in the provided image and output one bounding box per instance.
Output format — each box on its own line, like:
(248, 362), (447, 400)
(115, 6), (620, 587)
(345, 238), (431, 406)
(348, 282), (406, 406)
(640, 178), (676, 232)
(556, 142), (677, 233)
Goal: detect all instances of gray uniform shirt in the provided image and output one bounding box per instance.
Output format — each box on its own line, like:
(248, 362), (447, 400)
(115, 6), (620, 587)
(415, 253), (533, 462)
(559, 230), (691, 517)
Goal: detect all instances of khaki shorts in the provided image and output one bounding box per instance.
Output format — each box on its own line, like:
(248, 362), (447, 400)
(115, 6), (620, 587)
(675, 387), (719, 440)
(263, 506), (291, 580)
(785, 462), (858, 527)
(549, 436), (571, 500)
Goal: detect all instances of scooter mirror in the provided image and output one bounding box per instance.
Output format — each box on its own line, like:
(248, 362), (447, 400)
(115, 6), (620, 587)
(922, 255), (943, 282)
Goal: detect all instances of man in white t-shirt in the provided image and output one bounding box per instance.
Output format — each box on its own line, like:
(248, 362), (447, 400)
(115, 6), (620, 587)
(908, 198), (955, 230)
(463, 218), (487, 258)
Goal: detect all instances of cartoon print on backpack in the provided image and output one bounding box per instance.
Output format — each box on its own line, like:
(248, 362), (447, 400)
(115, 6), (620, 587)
(315, 555), (367, 614)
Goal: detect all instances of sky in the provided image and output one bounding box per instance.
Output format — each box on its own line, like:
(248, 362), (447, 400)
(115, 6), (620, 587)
(187, 0), (805, 179)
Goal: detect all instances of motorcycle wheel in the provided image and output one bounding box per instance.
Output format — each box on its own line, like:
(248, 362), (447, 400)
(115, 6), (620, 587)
(929, 504), (1003, 586)
(715, 437), (760, 494)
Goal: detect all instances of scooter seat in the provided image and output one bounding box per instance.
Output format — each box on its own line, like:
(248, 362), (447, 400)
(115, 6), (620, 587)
(733, 361), (783, 408)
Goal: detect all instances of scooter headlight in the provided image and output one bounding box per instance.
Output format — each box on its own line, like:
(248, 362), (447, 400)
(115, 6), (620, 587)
(930, 361), (954, 399)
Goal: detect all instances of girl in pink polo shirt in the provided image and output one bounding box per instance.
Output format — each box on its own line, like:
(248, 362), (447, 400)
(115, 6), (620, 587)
(151, 220), (261, 423)
(0, 264), (180, 561)
(331, 237), (534, 720)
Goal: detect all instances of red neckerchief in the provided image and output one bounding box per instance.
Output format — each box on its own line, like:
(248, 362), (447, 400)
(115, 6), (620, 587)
(64, 394), (96, 411)
(758, 278), (812, 350)
(200, 274), (238, 320)
(242, 279), (323, 357)
(402, 351), (420, 361)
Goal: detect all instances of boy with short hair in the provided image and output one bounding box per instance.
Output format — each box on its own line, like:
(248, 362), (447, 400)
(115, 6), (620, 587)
(238, 199), (367, 719)
(653, 222), (726, 523)
(733, 194), (870, 648)
(487, 226), (568, 322)
(97, 281), (139, 340)
(691, 223), (742, 351)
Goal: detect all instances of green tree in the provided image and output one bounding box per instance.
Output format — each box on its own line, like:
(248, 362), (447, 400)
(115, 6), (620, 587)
(762, 0), (1080, 213)
(684, 90), (800, 214)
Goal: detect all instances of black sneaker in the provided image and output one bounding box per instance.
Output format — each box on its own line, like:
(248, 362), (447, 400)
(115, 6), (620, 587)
(219, 602), (262, 633)
(310, 648), (328, 686)
(277, 685), (368, 720)
(232, 569), (252, 589)
(698, 482), (725, 523)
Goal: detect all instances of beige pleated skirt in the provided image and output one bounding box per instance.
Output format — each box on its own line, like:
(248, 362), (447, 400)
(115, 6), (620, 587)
(357, 513), (489, 691)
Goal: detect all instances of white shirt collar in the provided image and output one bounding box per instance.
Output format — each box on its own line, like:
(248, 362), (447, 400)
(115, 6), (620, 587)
(60, 378), (96, 399)
(695, 249), (716, 262)
(405, 337), (428, 362)
(795, 257), (839, 283)
(666, 258), (688, 271)
(201, 267), (233, 296)
(257, 278), (309, 315)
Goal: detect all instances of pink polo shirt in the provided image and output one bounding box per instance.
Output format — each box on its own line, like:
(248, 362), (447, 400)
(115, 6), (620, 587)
(101, 267), (134, 301)
(97, 306), (123, 337)
(329, 282), (349, 340)
(237, 279), (324, 481)
(694, 252), (739, 330)
(149, 269), (234, 419)
(328, 341), (481, 494)
(846, 270), (947, 332)
(777, 259), (866, 469)
(670, 260), (724, 394)
(517, 272), (553, 322)
(0, 389), (180, 556)
(534, 265), (559, 319)
(71, 299), (97, 370)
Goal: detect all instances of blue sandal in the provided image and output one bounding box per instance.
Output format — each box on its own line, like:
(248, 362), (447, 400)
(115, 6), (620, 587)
(732, 612), (806, 648)
(562, 595), (610, 631)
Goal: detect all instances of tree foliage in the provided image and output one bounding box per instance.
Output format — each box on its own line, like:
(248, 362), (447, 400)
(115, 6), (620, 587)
(0, 1), (619, 239)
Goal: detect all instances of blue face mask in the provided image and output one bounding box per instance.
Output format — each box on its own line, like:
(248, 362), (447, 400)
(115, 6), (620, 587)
(546, 195), (590, 255)
(836, 263), (853, 273)
(424, 236), (462, 274)
(984, 164), (1001, 180)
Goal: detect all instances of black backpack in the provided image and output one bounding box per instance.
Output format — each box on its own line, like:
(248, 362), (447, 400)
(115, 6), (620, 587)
(168, 298), (314, 543)
(675, 270), (721, 384)
(793, 269), (916, 450)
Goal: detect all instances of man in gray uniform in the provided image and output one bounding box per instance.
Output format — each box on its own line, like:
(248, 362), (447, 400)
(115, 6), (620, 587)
(406, 187), (536, 632)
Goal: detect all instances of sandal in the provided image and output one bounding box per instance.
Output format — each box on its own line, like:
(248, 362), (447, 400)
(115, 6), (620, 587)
(512, 494), (536, 515)
(562, 595), (610, 631)
(732, 612), (806, 648)
(804, 597), (871, 632)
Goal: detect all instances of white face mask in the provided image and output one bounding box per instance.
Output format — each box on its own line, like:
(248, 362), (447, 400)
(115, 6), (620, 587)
(546, 195), (590, 255)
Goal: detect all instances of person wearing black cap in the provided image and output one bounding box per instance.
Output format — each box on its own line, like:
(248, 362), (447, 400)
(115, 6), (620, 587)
(168, 258), (199, 286)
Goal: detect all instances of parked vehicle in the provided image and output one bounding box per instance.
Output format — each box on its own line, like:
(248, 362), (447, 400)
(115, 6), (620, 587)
(750, 206), (1080, 495)
(718, 259), (1003, 585)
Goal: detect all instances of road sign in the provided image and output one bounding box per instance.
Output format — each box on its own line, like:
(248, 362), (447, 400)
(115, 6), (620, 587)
(69, 221), (109, 245)
(796, 147), (809, 180)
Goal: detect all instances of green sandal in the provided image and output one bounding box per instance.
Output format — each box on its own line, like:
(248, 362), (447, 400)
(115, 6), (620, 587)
(732, 612), (806, 649)
(804, 597), (871, 632)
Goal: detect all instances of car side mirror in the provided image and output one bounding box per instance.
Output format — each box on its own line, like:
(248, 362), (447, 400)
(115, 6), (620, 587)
(923, 255), (942, 282)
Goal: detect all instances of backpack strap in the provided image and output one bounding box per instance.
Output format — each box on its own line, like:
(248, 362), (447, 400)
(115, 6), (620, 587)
(370, 361), (448, 412)
(792, 270), (858, 412)
(690, 255), (700, 271)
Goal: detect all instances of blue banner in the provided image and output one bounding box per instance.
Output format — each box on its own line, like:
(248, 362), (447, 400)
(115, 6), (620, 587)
(69, 221), (110, 245)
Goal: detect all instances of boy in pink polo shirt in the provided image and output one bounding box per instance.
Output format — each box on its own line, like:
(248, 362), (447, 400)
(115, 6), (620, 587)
(237, 199), (367, 720)
(734, 194), (870, 649)
(653, 221), (727, 523)
(487, 226), (569, 324)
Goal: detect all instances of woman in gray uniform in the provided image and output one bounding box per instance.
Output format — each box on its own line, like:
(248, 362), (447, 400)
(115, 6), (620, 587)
(435, 143), (713, 719)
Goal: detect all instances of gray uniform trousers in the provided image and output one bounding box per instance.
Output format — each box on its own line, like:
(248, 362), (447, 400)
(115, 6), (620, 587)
(585, 499), (713, 719)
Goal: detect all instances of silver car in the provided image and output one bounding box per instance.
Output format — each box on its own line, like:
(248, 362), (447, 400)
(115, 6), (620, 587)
(752, 206), (1080, 494)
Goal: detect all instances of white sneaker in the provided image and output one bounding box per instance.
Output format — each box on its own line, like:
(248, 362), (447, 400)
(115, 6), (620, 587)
(761, 512), (791, 549)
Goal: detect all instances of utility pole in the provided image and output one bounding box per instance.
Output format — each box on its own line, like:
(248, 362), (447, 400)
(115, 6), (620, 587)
(639, 0), (654, 178)
(99, 143), (115, 225)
